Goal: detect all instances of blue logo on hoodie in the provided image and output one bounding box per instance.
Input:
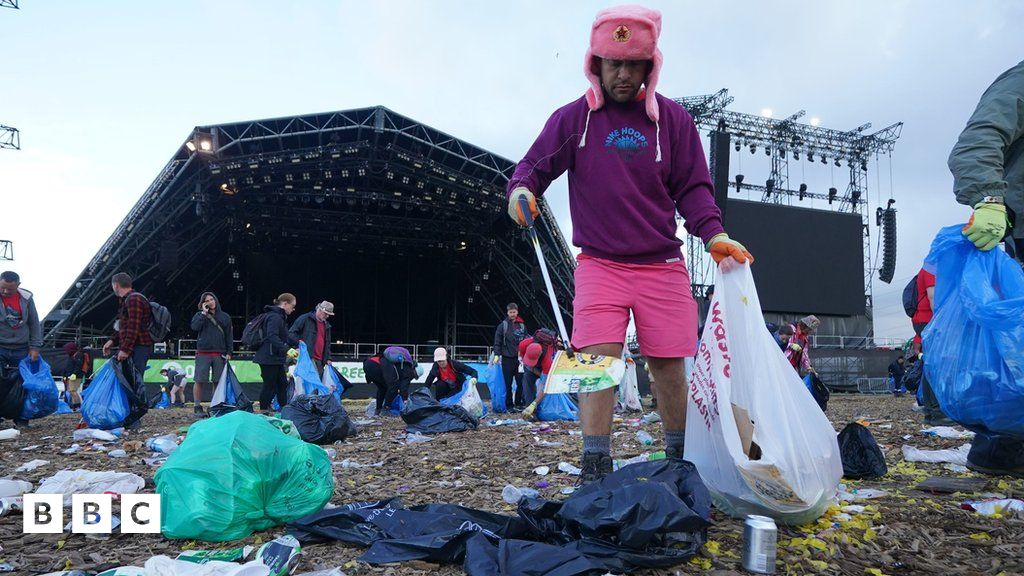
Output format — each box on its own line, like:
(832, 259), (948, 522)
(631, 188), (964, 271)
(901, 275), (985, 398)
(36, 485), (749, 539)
(604, 127), (649, 161)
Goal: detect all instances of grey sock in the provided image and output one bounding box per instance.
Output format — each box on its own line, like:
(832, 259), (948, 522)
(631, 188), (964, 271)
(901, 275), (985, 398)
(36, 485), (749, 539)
(582, 434), (611, 457)
(665, 430), (686, 453)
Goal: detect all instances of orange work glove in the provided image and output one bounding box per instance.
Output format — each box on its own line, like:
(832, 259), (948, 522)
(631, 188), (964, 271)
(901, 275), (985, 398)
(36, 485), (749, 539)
(508, 187), (540, 226)
(707, 233), (754, 264)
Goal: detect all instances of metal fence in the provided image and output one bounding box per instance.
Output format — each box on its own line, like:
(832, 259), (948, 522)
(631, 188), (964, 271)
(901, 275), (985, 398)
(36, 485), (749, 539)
(174, 340), (492, 363)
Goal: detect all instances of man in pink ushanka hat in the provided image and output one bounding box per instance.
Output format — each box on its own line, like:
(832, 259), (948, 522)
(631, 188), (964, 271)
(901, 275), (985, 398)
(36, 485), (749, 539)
(508, 5), (754, 483)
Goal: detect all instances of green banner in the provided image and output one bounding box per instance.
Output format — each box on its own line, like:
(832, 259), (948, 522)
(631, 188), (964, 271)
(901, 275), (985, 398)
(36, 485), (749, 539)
(93, 358), (371, 384)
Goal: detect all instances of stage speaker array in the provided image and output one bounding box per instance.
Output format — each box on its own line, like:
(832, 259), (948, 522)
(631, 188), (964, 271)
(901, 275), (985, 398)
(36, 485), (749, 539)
(878, 206), (897, 283)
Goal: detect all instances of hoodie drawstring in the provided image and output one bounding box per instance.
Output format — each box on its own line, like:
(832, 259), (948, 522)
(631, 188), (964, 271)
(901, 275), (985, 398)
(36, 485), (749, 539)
(654, 121), (662, 163)
(579, 108), (593, 149)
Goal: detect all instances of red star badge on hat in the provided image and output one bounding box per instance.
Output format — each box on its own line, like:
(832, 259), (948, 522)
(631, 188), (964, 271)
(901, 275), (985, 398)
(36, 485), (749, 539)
(613, 25), (631, 42)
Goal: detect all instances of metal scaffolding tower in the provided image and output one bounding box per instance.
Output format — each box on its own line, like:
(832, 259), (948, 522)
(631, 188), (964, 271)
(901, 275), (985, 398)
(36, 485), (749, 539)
(676, 89), (902, 308)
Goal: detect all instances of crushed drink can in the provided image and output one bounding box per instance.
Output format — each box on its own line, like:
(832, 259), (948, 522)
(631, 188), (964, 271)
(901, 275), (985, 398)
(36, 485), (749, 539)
(0, 497), (23, 518)
(742, 514), (777, 574)
(257, 534), (302, 576)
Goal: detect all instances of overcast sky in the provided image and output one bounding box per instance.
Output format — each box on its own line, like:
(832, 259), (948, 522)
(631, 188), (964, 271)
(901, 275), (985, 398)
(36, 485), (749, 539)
(1, 1), (1020, 340)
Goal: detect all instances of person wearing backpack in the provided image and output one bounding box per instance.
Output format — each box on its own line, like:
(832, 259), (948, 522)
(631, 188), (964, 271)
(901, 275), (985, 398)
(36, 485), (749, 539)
(252, 293), (299, 413)
(491, 303), (529, 409)
(520, 330), (562, 421)
(101, 273), (155, 428)
(103, 273), (154, 380)
(190, 291), (233, 418)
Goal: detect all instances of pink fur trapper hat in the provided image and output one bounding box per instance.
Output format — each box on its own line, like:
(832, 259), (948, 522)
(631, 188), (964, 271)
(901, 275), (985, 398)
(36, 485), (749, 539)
(583, 5), (663, 123)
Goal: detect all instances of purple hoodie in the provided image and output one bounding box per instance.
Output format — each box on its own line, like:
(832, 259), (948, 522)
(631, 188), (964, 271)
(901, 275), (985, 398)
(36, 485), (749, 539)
(508, 93), (724, 264)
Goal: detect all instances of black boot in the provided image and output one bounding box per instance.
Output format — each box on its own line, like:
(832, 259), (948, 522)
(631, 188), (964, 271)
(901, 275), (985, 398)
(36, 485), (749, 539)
(967, 432), (1024, 478)
(578, 452), (613, 486)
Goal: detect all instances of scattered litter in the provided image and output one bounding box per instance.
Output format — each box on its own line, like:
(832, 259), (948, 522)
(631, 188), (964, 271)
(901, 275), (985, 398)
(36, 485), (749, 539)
(37, 470), (145, 506)
(901, 444), (971, 466)
(20, 444), (41, 451)
(16, 459), (49, 473)
(962, 498), (1024, 518)
(920, 426), (975, 439)
(256, 534), (303, 576)
(405, 432), (434, 444)
(557, 462), (582, 476)
(534, 466), (550, 476)
(335, 459), (384, 469)
(352, 419), (377, 426)
(0, 479), (32, 499)
(108, 449), (128, 458)
(501, 484), (540, 503)
(73, 428), (118, 442)
(146, 434), (180, 455)
(0, 563), (12, 572)
(488, 419), (528, 427)
(535, 480), (549, 489)
(635, 430), (654, 445)
(143, 456), (168, 467)
(534, 438), (563, 447)
(560, 487), (576, 495)
(837, 485), (888, 501)
(944, 463), (970, 473)
(642, 411), (661, 424)
(176, 546), (254, 564)
(0, 429), (20, 441)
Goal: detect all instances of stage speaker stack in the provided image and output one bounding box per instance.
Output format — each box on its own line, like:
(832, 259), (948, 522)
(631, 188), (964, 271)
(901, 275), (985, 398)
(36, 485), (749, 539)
(878, 207), (897, 283)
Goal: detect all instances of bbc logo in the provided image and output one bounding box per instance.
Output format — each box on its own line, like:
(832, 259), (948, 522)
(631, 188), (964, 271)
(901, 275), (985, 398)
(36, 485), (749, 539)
(23, 494), (161, 534)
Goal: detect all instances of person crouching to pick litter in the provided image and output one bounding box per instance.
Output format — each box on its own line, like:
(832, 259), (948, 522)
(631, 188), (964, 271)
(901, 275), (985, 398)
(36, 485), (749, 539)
(508, 5), (753, 483)
(424, 347), (478, 401)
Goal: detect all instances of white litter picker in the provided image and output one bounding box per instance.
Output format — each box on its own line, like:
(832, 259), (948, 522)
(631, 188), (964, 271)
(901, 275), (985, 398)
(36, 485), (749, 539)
(517, 196), (625, 394)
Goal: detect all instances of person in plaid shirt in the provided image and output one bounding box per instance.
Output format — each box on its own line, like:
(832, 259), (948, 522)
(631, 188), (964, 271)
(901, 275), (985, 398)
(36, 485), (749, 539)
(102, 273), (154, 397)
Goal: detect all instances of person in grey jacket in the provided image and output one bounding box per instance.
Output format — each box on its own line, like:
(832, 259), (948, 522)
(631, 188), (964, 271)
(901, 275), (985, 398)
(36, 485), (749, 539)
(0, 271), (42, 369)
(949, 60), (1024, 477)
(491, 302), (529, 410)
(190, 291), (233, 418)
(253, 293), (299, 412)
(950, 59), (1024, 256)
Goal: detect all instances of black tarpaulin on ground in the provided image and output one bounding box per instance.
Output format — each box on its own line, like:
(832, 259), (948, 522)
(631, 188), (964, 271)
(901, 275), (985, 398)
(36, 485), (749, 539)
(401, 388), (478, 434)
(286, 459), (712, 575)
(838, 422), (888, 479)
(281, 393), (357, 444)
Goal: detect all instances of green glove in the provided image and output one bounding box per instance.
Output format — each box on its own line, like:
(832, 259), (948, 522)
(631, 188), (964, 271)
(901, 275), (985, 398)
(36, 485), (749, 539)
(962, 202), (1008, 251)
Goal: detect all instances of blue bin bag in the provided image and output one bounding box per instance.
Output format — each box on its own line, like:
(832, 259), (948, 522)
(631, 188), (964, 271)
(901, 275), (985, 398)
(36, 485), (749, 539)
(922, 225), (1024, 436)
(154, 389), (172, 409)
(536, 375), (578, 421)
(55, 398), (74, 414)
(485, 362), (507, 413)
(295, 342), (332, 396)
(439, 378), (488, 418)
(81, 361), (130, 430)
(20, 357), (59, 420)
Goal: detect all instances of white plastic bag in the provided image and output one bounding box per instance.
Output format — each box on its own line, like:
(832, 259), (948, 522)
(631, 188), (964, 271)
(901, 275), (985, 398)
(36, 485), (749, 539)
(458, 379), (485, 419)
(617, 358), (643, 412)
(684, 263), (842, 525)
(36, 469), (145, 506)
(901, 443), (971, 466)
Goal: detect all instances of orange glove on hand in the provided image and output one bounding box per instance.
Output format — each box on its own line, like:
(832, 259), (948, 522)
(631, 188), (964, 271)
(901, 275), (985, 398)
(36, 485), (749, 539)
(508, 187), (539, 226)
(707, 233), (754, 264)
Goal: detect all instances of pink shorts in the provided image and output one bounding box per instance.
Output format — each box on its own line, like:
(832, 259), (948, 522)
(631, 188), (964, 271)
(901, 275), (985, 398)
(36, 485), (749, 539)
(571, 255), (698, 358)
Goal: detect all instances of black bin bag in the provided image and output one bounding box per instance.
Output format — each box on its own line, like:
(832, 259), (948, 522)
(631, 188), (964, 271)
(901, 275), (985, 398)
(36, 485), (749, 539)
(837, 422), (888, 480)
(281, 393), (357, 444)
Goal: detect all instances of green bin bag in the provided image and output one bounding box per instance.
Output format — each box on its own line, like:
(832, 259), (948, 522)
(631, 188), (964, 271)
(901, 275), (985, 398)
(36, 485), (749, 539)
(156, 410), (334, 541)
